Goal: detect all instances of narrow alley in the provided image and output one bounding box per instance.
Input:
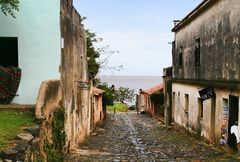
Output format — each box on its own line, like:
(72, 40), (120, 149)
(66, 112), (236, 161)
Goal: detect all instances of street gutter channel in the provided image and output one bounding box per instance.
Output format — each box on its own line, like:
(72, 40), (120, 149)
(122, 114), (148, 161)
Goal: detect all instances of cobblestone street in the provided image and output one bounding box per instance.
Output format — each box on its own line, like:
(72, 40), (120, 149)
(67, 112), (238, 162)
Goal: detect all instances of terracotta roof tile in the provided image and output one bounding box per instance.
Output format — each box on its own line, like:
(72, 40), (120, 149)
(143, 83), (163, 95)
(93, 87), (104, 95)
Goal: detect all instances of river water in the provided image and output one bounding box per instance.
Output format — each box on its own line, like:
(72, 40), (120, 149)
(99, 75), (163, 105)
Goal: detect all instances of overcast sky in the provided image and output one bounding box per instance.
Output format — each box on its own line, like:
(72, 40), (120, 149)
(73, 0), (202, 76)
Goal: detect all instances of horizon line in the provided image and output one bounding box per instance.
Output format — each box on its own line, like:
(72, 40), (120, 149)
(98, 75), (163, 77)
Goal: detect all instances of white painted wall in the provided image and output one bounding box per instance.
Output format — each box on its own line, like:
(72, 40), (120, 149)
(172, 82), (240, 143)
(0, 0), (61, 104)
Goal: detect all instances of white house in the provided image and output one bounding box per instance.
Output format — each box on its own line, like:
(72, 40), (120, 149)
(0, 0), (61, 104)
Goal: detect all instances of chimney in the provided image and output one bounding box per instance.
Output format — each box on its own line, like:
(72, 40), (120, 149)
(173, 20), (180, 26)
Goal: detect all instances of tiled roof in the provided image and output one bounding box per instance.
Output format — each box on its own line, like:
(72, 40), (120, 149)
(93, 87), (104, 95)
(143, 83), (163, 95)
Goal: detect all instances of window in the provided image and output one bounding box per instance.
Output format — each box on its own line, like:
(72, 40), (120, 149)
(179, 46), (183, 68)
(172, 92), (176, 121)
(178, 92), (180, 109)
(198, 98), (203, 118)
(195, 38), (200, 67)
(172, 92), (176, 109)
(222, 98), (228, 126)
(0, 37), (18, 67)
(185, 94), (189, 112)
(172, 41), (175, 56)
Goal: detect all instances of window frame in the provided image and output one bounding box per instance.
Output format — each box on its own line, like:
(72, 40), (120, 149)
(195, 38), (200, 67)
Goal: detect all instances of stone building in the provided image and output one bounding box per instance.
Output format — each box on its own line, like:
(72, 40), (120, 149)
(60, 0), (91, 151)
(140, 84), (164, 117)
(0, 0), (103, 160)
(170, 0), (240, 144)
(34, 0), (103, 158)
(90, 87), (104, 130)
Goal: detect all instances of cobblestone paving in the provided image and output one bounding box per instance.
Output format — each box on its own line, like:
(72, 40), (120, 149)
(66, 112), (239, 162)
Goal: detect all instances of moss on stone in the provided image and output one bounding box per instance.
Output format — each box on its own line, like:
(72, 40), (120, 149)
(44, 107), (66, 162)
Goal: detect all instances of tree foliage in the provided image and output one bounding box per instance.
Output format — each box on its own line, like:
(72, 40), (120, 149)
(0, 0), (19, 18)
(97, 45), (123, 74)
(150, 92), (164, 106)
(83, 18), (123, 81)
(114, 87), (135, 104)
(97, 82), (114, 108)
(86, 29), (123, 80)
(86, 29), (100, 79)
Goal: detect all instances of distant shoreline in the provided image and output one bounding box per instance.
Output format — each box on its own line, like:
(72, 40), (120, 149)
(99, 75), (163, 105)
(98, 75), (162, 77)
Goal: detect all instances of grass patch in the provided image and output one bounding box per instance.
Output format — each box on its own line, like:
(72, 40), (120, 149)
(107, 103), (128, 112)
(0, 110), (34, 151)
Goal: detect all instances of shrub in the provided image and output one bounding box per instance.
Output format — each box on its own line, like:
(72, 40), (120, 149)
(150, 92), (164, 106)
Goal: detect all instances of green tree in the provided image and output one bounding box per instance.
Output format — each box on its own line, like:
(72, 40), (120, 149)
(86, 29), (123, 80)
(0, 0), (19, 17)
(114, 87), (135, 104)
(82, 18), (123, 81)
(86, 29), (101, 79)
(97, 82), (114, 108)
(97, 45), (123, 74)
(150, 92), (164, 106)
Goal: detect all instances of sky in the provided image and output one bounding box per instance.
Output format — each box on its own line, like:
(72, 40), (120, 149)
(73, 0), (202, 76)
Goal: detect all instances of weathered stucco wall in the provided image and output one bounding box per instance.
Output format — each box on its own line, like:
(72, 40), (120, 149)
(91, 93), (103, 129)
(173, 0), (240, 82)
(35, 80), (61, 160)
(172, 83), (210, 137)
(60, 0), (90, 151)
(35, 80), (61, 119)
(172, 82), (240, 143)
(31, 1), (104, 159)
(144, 94), (154, 116)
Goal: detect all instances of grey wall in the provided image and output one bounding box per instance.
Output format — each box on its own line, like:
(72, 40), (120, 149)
(173, 0), (240, 82)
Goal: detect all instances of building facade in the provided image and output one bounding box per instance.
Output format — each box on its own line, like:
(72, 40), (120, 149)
(0, 0), (61, 104)
(34, 0), (105, 157)
(171, 0), (240, 144)
(90, 87), (104, 130)
(141, 84), (164, 117)
(0, 0), (105, 159)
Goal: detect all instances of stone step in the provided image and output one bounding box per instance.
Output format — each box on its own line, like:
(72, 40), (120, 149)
(24, 125), (40, 137)
(1, 149), (18, 161)
(16, 133), (33, 143)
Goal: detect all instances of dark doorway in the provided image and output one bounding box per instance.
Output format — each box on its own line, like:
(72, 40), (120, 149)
(228, 95), (239, 128)
(197, 98), (203, 136)
(0, 37), (18, 67)
(228, 95), (239, 149)
(210, 97), (216, 143)
(90, 96), (95, 130)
